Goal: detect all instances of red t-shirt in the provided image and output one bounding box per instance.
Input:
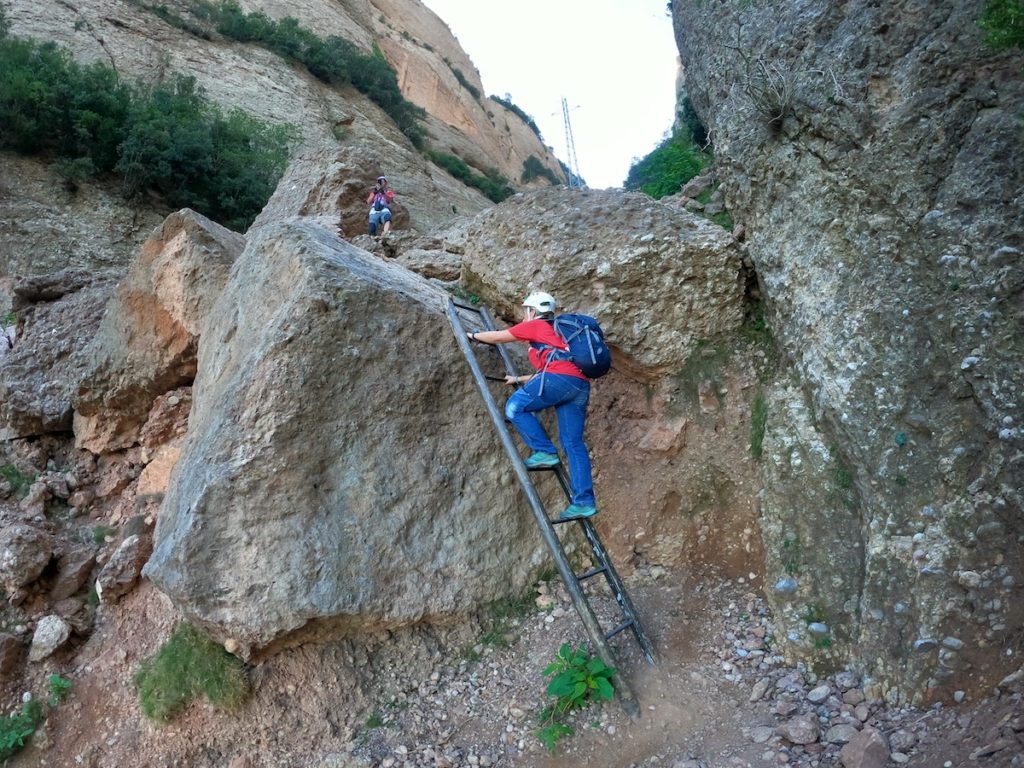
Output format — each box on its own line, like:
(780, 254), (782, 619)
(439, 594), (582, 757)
(508, 318), (586, 379)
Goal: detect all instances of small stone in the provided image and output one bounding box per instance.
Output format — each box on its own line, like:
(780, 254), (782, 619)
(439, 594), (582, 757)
(891, 753), (910, 764)
(807, 684), (831, 704)
(750, 677), (772, 702)
(777, 714), (820, 745)
(825, 724), (860, 745)
(752, 725), (775, 744)
(28, 615), (71, 662)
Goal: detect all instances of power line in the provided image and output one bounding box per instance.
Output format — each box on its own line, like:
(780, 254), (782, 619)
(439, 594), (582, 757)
(561, 97), (584, 188)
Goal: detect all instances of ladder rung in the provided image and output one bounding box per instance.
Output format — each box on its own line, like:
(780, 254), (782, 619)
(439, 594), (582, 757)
(605, 620), (634, 640)
(576, 566), (607, 581)
(526, 465), (559, 472)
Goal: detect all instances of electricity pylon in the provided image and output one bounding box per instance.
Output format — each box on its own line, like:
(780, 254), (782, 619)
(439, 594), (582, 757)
(561, 97), (584, 188)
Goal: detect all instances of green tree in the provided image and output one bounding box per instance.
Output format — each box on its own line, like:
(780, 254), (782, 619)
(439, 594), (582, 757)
(979, 0), (1024, 49)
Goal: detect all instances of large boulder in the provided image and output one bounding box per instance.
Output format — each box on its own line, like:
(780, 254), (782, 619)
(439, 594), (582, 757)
(445, 187), (747, 377)
(73, 209), (244, 453)
(673, 0), (1024, 701)
(144, 221), (546, 654)
(0, 270), (119, 437)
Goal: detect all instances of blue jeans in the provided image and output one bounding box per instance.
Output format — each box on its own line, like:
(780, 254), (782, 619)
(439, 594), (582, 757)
(505, 373), (595, 507)
(368, 208), (392, 235)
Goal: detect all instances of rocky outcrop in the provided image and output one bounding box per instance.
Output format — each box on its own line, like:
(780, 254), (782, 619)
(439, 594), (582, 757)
(0, 153), (164, 277)
(445, 188), (747, 376)
(4, 0), (562, 245)
(0, 270), (120, 438)
(73, 209), (244, 453)
(673, 0), (1024, 702)
(137, 174), (763, 654)
(143, 221), (548, 654)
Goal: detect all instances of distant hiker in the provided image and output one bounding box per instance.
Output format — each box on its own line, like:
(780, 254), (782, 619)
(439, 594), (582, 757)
(367, 175), (395, 238)
(467, 291), (598, 521)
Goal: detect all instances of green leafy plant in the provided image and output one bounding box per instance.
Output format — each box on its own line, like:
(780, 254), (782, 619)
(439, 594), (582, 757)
(134, 623), (249, 723)
(979, 0), (1024, 49)
(0, 25), (293, 230)
(489, 94), (542, 139)
(0, 464), (33, 499)
(534, 644), (615, 752)
(92, 524), (117, 544)
(425, 150), (513, 202)
(750, 392), (768, 458)
(177, 1), (427, 147)
(479, 591), (536, 648)
(2, 311), (15, 326)
(781, 535), (802, 576)
(0, 700), (43, 760)
(625, 127), (710, 198)
(449, 285), (482, 306)
(449, 66), (480, 100)
(47, 675), (72, 706)
(521, 155), (561, 185)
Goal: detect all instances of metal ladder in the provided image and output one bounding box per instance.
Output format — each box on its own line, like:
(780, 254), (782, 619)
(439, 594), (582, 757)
(446, 297), (656, 718)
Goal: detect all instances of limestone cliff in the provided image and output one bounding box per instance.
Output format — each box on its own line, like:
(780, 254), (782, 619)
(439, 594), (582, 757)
(1, 0), (564, 273)
(672, 0), (1023, 703)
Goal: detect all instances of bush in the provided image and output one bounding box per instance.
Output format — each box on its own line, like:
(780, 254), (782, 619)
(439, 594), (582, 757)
(979, 0), (1024, 49)
(188, 1), (427, 147)
(426, 150), (513, 202)
(750, 392), (768, 458)
(625, 128), (709, 198)
(134, 623), (249, 723)
(521, 155), (561, 185)
(490, 95), (542, 139)
(450, 67), (480, 100)
(116, 75), (293, 230)
(0, 464), (33, 498)
(0, 24), (292, 230)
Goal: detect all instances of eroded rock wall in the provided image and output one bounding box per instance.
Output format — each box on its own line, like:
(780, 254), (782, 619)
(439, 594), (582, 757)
(673, 0), (1023, 702)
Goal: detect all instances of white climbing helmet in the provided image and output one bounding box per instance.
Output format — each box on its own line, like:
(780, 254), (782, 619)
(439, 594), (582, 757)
(522, 291), (557, 314)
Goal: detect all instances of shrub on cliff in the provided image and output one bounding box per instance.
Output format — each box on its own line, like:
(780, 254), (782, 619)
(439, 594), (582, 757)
(0, 23), (292, 230)
(624, 128), (709, 199)
(189, 1), (427, 148)
(426, 150), (514, 202)
(979, 0), (1024, 49)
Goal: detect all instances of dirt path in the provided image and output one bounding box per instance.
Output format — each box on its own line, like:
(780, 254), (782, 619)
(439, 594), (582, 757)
(9, 567), (1024, 767)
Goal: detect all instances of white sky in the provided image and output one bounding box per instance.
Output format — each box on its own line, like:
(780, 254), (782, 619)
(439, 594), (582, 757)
(421, 0), (679, 190)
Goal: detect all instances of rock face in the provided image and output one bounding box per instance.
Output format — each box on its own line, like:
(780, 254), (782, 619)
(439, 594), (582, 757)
(144, 221), (547, 654)
(442, 188), (764, 579)
(672, 1), (1024, 701)
(73, 209), (244, 453)
(446, 188), (747, 376)
(0, 270), (119, 438)
(4, 0), (563, 244)
(0, 154), (164, 277)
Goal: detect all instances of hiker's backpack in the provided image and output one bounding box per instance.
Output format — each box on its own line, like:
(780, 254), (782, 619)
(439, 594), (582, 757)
(547, 313), (612, 378)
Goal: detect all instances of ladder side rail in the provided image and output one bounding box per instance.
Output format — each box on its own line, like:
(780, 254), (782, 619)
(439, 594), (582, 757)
(579, 519), (657, 665)
(476, 306), (522, 375)
(446, 299), (640, 718)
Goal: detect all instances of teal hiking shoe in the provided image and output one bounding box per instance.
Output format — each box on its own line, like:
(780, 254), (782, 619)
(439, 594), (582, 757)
(559, 504), (598, 521)
(524, 451), (559, 469)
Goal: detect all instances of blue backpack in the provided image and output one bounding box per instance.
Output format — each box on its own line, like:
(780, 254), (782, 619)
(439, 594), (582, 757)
(547, 313), (612, 378)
